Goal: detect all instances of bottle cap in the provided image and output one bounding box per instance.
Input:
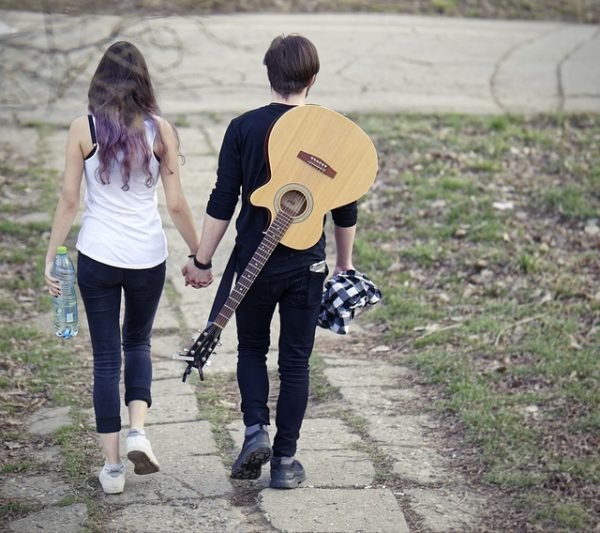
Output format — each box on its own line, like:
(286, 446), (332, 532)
(57, 246), (68, 254)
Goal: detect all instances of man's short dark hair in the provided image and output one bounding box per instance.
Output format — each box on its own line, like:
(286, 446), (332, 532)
(263, 34), (320, 97)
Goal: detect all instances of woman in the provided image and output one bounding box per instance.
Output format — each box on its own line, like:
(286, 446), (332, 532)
(44, 41), (199, 494)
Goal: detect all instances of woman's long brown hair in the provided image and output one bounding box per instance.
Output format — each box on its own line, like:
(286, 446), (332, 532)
(88, 41), (169, 190)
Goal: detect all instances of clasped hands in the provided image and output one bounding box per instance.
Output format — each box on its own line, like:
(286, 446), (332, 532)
(182, 257), (214, 289)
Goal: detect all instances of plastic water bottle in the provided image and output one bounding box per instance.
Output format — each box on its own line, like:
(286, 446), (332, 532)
(52, 246), (79, 339)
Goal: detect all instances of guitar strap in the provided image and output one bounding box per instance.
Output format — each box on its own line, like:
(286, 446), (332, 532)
(207, 246), (238, 325)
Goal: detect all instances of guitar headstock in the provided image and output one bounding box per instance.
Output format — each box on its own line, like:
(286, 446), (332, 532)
(175, 323), (222, 382)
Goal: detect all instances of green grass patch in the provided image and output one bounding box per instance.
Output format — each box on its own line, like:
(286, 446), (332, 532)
(0, 150), (100, 528)
(1, 459), (42, 474)
(309, 353), (343, 403)
(193, 372), (239, 458)
(0, 500), (42, 524)
(354, 111), (600, 531)
(55, 418), (101, 487)
(0, 326), (86, 407)
(542, 184), (599, 219)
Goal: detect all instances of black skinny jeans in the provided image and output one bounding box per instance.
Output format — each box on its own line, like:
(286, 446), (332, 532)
(77, 252), (165, 433)
(235, 264), (327, 458)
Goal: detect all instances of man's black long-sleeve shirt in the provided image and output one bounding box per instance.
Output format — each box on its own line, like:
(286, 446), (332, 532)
(206, 103), (358, 276)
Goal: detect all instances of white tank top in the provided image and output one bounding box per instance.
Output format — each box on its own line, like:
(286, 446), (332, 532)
(76, 117), (168, 269)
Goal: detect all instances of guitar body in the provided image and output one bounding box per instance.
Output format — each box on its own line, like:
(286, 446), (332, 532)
(250, 105), (378, 250)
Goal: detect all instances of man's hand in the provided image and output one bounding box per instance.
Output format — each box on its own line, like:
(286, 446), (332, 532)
(182, 257), (214, 289)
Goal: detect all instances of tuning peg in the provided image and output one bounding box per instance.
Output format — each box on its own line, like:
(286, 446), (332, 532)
(172, 352), (194, 362)
(205, 360), (212, 367)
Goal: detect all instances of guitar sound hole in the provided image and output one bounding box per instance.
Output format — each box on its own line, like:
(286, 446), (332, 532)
(280, 190), (308, 218)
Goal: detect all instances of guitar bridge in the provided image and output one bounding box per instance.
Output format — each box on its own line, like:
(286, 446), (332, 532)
(297, 151), (337, 178)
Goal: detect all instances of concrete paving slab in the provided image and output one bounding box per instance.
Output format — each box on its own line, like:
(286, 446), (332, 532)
(113, 455), (230, 502)
(337, 385), (420, 416)
(324, 364), (409, 387)
(0, 20), (16, 35)
(366, 414), (435, 448)
(150, 338), (184, 362)
(8, 503), (87, 533)
(30, 446), (63, 465)
(111, 423), (229, 500)
(405, 486), (486, 532)
(150, 377), (196, 398)
(260, 488), (408, 533)
(27, 406), (72, 435)
(152, 299), (180, 330)
(227, 417), (363, 456)
(117, 380), (197, 426)
(321, 356), (372, 366)
(299, 418), (363, 450)
(300, 449), (375, 488)
(0, 474), (73, 505)
(149, 420), (218, 456)
(0, 126), (39, 159)
(387, 445), (448, 485)
(140, 391), (199, 425)
(104, 500), (252, 533)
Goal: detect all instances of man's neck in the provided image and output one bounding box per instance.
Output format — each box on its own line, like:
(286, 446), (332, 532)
(270, 89), (306, 106)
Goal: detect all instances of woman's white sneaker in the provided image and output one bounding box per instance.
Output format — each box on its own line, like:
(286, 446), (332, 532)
(99, 464), (125, 494)
(126, 430), (160, 475)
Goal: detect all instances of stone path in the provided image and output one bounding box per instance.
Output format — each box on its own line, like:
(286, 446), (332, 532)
(1, 10), (599, 120)
(1, 8), (599, 533)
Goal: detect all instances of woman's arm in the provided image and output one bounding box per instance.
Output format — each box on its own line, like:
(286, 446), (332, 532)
(44, 116), (86, 295)
(156, 118), (199, 255)
(183, 214), (231, 288)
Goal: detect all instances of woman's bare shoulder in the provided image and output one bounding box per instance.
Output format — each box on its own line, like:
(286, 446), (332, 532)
(68, 115), (90, 135)
(154, 115), (174, 134)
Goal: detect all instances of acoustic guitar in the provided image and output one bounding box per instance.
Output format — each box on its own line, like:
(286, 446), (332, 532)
(177, 104), (378, 381)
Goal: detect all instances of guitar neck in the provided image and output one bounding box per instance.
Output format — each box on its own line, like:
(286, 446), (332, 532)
(212, 210), (294, 330)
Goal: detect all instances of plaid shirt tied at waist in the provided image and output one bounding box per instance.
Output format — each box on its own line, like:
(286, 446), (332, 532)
(318, 269), (382, 335)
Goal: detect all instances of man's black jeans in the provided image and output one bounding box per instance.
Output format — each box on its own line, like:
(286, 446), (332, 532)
(235, 264), (327, 458)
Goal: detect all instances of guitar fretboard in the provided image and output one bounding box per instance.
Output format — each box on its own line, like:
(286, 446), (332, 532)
(213, 209), (294, 329)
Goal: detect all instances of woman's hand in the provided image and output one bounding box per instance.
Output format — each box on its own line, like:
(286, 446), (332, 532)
(45, 260), (60, 296)
(182, 258), (214, 289)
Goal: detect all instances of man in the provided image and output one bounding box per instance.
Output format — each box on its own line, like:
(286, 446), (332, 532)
(184, 34), (357, 489)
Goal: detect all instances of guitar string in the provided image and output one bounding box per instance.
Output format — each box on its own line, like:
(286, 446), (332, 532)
(215, 189), (307, 328)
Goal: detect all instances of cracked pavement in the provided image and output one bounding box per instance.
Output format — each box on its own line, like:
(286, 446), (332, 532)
(1, 12), (599, 119)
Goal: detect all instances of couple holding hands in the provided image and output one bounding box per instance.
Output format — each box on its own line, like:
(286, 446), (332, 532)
(45, 35), (359, 494)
